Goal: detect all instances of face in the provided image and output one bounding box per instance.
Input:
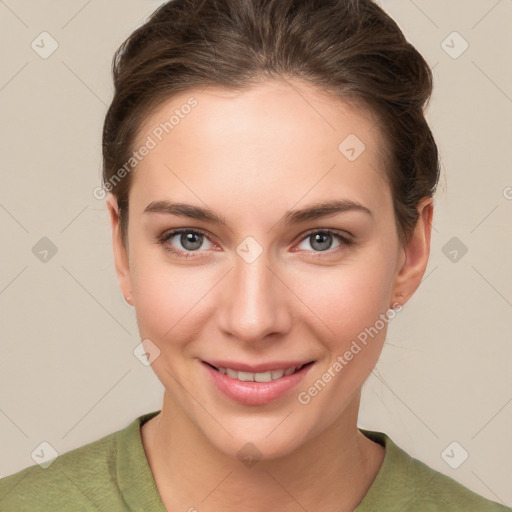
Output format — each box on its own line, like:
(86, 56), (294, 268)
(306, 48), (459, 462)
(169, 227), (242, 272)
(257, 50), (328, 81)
(107, 79), (432, 461)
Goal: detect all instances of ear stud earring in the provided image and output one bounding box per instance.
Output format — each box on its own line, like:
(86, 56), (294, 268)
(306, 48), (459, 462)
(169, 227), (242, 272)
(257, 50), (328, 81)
(123, 294), (134, 307)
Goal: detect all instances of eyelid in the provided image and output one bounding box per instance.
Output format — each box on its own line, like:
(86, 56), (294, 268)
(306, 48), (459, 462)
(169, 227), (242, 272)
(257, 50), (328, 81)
(157, 227), (216, 249)
(297, 227), (354, 243)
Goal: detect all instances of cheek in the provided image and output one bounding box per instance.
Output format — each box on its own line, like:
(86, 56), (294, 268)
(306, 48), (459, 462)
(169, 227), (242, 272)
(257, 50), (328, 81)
(130, 248), (218, 343)
(295, 257), (396, 414)
(294, 248), (397, 343)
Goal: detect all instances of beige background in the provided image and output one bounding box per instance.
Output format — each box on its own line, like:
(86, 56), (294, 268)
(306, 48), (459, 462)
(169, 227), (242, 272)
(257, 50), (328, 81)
(0, 0), (511, 506)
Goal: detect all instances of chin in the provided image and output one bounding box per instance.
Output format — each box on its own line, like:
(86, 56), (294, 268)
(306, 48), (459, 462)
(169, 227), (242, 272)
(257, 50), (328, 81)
(211, 429), (308, 465)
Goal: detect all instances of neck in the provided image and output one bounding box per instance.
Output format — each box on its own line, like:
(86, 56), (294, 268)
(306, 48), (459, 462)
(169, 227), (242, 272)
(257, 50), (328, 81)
(141, 390), (385, 512)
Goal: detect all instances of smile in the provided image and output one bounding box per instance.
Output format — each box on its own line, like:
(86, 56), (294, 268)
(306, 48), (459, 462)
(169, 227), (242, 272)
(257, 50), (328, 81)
(210, 362), (311, 382)
(202, 360), (316, 405)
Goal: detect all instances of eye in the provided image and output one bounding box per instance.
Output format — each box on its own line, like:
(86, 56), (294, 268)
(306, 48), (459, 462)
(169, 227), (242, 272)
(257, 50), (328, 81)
(294, 229), (354, 254)
(158, 228), (215, 258)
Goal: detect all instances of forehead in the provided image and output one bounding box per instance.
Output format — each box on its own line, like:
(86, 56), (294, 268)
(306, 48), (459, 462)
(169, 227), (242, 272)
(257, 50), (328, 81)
(129, 79), (391, 218)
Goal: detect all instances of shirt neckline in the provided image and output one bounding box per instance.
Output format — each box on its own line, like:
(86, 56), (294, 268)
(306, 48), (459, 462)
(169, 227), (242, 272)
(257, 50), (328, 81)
(116, 410), (407, 512)
(116, 410), (167, 511)
(353, 428), (404, 511)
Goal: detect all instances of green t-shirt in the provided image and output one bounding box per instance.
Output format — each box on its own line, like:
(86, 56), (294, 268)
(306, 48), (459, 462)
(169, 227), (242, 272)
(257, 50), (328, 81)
(0, 410), (509, 511)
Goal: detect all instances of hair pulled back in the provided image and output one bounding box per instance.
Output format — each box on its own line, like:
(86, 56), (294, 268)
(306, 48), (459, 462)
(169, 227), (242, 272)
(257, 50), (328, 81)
(102, 0), (440, 247)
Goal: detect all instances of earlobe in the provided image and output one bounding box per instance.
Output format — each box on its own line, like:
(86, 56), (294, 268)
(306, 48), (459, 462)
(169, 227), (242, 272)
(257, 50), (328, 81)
(390, 197), (434, 308)
(106, 194), (134, 306)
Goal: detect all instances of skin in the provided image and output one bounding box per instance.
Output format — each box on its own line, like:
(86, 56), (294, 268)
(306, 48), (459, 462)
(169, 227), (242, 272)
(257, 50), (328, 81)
(107, 78), (433, 512)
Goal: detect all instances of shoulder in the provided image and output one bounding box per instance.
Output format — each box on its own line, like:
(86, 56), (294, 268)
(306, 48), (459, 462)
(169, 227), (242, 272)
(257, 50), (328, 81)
(404, 456), (510, 511)
(358, 429), (511, 511)
(0, 419), (129, 511)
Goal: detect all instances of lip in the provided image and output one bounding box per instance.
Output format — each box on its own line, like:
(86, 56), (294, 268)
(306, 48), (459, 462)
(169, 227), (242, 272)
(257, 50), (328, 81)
(202, 359), (314, 373)
(201, 360), (316, 406)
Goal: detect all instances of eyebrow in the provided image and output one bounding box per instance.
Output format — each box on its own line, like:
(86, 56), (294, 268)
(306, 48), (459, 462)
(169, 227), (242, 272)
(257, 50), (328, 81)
(143, 199), (373, 225)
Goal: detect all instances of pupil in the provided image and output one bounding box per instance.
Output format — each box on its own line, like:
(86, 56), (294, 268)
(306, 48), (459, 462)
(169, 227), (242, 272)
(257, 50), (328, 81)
(182, 232), (202, 250)
(311, 233), (332, 251)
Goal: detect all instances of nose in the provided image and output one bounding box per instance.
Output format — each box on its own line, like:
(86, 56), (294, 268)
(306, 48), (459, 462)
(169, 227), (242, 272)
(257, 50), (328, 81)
(217, 250), (292, 343)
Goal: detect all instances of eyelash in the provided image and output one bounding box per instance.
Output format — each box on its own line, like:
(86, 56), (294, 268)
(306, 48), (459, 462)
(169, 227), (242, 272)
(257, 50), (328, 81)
(157, 228), (354, 259)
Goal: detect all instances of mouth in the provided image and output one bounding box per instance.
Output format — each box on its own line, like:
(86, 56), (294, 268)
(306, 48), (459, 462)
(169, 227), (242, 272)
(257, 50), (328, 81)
(201, 359), (316, 405)
(203, 361), (315, 382)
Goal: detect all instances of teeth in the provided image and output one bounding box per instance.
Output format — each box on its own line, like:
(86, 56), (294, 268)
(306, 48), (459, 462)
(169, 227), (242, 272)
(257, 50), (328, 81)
(218, 365), (303, 382)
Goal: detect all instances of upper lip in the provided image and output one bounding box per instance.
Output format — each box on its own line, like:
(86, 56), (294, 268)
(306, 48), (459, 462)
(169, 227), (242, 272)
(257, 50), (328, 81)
(202, 359), (315, 373)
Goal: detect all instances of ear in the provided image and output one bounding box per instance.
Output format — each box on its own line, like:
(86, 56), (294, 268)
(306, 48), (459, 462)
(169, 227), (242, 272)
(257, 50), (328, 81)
(391, 197), (434, 307)
(106, 194), (134, 306)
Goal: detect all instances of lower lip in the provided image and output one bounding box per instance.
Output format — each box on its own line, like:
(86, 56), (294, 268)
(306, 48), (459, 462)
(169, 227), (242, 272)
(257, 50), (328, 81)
(201, 361), (315, 405)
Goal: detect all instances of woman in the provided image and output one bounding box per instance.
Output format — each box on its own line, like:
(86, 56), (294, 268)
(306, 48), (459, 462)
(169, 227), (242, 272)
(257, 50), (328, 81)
(0, 0), (509, 510)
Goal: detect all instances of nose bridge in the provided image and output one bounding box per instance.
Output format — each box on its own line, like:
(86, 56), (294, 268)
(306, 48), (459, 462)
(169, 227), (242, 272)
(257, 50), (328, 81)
(218, 245), (290, 341)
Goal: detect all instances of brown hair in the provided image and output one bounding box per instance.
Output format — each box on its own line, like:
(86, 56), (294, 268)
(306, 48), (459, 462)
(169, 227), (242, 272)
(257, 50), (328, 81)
(102, 0), (440, 248)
